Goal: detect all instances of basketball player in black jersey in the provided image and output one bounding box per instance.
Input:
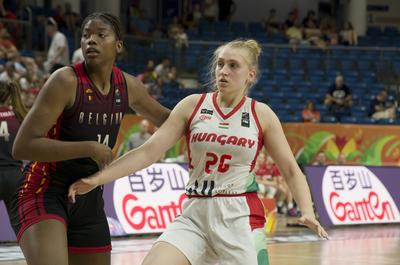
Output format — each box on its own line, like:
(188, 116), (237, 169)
(0, 81), (27, 216)
(11, 13), (170, 265)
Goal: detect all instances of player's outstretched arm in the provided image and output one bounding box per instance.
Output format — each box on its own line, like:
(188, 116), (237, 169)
(68, 94), (202, 202)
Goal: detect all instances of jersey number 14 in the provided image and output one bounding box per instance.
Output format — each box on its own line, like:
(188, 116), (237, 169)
(0, 121), (10, 142)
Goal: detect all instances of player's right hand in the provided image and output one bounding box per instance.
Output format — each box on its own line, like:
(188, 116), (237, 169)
(68, 176), (99, 203)
(90, 142), (113, 169)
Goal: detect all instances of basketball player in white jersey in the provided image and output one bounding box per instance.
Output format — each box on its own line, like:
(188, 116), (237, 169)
(68, 39), (328, 265)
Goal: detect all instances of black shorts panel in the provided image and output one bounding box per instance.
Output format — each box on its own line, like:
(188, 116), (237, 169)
(8, 183), (111, 253)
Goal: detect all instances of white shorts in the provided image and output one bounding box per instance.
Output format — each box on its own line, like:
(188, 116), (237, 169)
(157, 193), (269, 265)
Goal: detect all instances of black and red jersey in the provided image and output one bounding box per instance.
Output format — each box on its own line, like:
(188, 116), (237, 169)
(23, 63), (129, 192)
(0, 106), (21, 167)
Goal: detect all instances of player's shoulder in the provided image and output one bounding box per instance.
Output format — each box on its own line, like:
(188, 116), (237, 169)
(181, 93), (207, 105)
(251, 99), (281, 128)
(251, 99), (273, 115)
(47, 66), (77, 88)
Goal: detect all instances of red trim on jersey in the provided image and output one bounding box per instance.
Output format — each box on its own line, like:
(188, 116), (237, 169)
(186, 94), (207, 169)
(17, 214), (67, 241)
(188, 94), (207, 126)
(245, 193), (266, 230)
(68, 245), (112, 254)
(250, 99), (264, 171)
(188, 192), (257, 198)
(212, 91), (246, 120)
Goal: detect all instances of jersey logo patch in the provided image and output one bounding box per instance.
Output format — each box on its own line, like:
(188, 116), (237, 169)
(84, 87), (93, 102)
(218, 122), (229, 129)
(200, 108), (213, 115)
(241, 112), (250, 127)
(115, 88), (121, 106)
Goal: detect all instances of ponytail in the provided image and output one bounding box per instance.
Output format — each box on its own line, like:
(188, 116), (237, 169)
(7, 81), (28, 122)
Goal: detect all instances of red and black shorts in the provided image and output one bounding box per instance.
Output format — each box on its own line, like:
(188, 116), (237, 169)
(8, 184), (111, 253)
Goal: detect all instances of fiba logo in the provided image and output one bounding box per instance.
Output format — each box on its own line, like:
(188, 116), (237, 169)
(322, 166), (400, 225)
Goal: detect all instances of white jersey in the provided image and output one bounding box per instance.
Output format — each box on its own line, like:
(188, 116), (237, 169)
(185, 92), (263, 196)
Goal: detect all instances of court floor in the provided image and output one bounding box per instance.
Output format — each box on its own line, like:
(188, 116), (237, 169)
(0, 219), (399, 265)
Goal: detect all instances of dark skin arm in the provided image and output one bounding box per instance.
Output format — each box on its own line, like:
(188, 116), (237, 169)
(12, 67), (113, 166)
(124, 73), (170, 127)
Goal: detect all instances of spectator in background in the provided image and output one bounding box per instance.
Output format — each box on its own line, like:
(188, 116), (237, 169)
(71, 47), (84, 64)
(166, 66), (182, 87)
(286, 22), (305, 51)
(170, 25), (189, 70)
(184, 3), (202, 30)
(265, 8), (280, 33)
(64, 2), (81, 32)
(324, 75), (352, 121)
(255, 151), (279, 199)
(302, 10), (318, 28)
(284, 10), (297, 29)
(302, 101), (320, 123)
(340, 21), (358, 46)
(0, 28), (17, 59)
(218, 0), (236, 21)
(0, 61), (19, 82)
(138, 60), (162, 99)
(138, 60), (157, 84)
(33, 53), (47, 80)
(168, 16), (182, 41)
(320, 16), (338, 46)
(203, 0), (219, 22)
(312, 151), (327, 166)
(0, 0), (16, 19)
(304, 18), (326, 49)
(173, 25), (189, 49)
(19, 68), (36, 92)
(9, 52), (27, 76)
(23, 87), (40, 109)
(369, 90), (396, 120)
(154, 58), (171, 83)
(44, 17), (69, 73)
(117, 119), (151, 157)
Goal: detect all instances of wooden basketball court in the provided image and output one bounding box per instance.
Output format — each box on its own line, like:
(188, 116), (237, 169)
(1, 217), (399, 265)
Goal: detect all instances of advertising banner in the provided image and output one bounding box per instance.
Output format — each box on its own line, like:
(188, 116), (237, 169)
(0, 202), (15, 241)
(0, 163), (189, 241)
(304, 166), (400, 226)
(284, 123), (400, 166)
(108, 163), (189, 235)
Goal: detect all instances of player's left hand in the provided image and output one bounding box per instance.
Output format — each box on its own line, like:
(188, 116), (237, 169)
(297, 214), (329, 239)
(68, 176), (99, 203)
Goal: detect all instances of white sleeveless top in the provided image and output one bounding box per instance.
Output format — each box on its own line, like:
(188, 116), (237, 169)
(185, 92), (264, 196)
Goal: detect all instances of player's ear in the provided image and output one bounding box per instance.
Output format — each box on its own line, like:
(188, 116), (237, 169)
(116, 40), (123, 54)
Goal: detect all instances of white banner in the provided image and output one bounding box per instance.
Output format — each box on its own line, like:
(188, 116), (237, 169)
(322, 166), (400, 225)
(113, 163), (189, 234)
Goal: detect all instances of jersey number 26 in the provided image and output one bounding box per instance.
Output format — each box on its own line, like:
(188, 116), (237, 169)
(205, 152), (232, 174)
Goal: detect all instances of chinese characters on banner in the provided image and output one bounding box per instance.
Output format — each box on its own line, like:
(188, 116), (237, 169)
(320, 166), (400, 225)
(112, 163), (189, 234)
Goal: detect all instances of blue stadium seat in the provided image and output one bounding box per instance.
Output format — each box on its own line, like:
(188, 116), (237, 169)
(357, 117), (376, 124)
(340, 116), (358, 124)
(231, 22), (246, 32)
(321, 115), (337, 123)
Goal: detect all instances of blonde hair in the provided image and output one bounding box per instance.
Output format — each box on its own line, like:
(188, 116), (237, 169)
(208, 39), (262, 92)
(0, 81), (28, 122)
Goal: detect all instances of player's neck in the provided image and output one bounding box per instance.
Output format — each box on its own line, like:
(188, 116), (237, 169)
(85, 63), (114, 93)
(216, 91), (244, 108)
